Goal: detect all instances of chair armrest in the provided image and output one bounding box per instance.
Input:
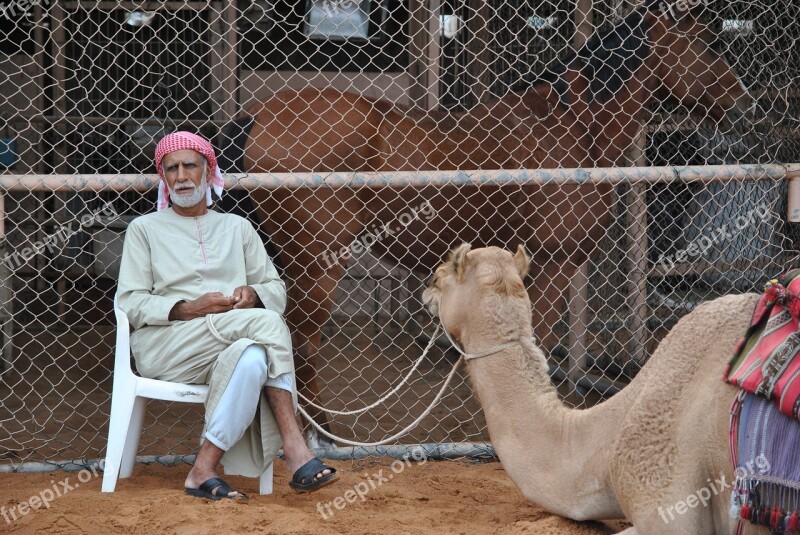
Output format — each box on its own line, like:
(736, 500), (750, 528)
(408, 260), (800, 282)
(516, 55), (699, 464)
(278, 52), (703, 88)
(113, 294), (135, 379)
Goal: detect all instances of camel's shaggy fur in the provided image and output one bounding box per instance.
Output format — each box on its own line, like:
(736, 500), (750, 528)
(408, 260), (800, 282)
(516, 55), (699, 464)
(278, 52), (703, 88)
(423, 244), (770, 535)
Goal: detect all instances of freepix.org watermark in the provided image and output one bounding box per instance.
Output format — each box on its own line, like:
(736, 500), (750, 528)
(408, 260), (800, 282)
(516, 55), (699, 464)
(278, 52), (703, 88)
(2, 201), (119, 270)
(322, 0), (358, 16)
(656, 202), (770, 273)
(658, 0), (705, 19)
(657, 454), (770, 524)
(316, 449), (428, 519)
(320, 200), (435, 268)
(1, 462), (102, 524)
(0, 0), (49, 21)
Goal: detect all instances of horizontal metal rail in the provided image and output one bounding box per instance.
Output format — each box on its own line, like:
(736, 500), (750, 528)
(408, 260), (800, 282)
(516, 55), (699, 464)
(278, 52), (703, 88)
(0, 164), (798, 192)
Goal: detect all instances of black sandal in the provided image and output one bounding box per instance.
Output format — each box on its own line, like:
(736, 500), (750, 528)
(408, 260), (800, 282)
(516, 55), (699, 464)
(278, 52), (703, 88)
(185, 477), (249, 502)
(289, 458), (338, 493)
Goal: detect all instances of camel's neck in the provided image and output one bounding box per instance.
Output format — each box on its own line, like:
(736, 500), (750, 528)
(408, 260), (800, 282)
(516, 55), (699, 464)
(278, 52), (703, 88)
(466, 340), (629, 520)
(554, 59), (655, 167)
(588, 84), (651, 167)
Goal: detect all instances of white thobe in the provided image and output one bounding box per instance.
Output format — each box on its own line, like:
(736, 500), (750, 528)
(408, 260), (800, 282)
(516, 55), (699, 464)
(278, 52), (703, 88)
(117, 207), (295, 477)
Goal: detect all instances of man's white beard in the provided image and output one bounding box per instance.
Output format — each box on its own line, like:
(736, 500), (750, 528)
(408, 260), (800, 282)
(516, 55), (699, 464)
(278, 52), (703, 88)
(169, 177), (207, 208)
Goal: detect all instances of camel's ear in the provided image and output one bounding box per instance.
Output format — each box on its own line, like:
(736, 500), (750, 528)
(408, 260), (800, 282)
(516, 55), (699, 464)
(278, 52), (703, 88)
(449, 243), (471, 281)
(513, 244), (531, 278)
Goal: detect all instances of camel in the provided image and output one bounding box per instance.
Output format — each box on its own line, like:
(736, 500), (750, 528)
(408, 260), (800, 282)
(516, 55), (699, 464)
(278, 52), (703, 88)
(422, 243), (771, 534)
(228, 5), (752, 446)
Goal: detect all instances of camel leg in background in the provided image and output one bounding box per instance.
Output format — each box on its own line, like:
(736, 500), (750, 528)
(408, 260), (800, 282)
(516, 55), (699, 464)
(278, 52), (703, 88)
(524, 181), (611, 365)
(287, 262), (347, 449)
(528, 257), (583, 363)
(251, 188), (364, 449)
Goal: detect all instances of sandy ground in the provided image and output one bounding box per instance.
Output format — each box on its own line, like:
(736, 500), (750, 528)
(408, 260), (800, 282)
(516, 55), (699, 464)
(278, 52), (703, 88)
(0, 460), (630, 535)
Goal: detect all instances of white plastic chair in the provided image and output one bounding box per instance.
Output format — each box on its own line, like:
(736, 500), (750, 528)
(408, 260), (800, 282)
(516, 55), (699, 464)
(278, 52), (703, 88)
(102, 295), (273, 494)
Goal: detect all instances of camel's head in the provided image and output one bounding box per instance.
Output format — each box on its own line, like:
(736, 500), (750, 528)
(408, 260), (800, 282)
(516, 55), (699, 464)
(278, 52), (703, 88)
(423, 244), (533, 346)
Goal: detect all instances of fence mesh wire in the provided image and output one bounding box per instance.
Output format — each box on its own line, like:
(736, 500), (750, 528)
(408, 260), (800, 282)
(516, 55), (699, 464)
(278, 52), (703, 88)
(0, 0), (799, 469)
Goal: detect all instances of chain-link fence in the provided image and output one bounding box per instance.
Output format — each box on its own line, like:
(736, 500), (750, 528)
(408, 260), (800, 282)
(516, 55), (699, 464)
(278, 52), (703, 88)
(0, 0), (798, 470)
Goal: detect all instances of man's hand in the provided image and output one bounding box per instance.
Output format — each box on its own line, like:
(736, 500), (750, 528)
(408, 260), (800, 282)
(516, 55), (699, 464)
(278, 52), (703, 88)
(169, 292), (236, 321)
(232, 286), (262, 309)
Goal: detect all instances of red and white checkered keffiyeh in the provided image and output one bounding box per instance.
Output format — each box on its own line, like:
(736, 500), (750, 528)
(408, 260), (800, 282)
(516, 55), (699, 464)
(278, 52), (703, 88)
(154, 131), (225, 211)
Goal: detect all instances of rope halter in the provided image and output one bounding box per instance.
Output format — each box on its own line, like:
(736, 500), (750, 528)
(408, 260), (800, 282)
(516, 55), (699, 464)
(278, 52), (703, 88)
(438, 301), (524, 361)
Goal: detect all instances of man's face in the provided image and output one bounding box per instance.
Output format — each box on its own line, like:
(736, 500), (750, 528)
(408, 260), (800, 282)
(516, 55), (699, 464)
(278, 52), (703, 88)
(162, 149), (207, 208)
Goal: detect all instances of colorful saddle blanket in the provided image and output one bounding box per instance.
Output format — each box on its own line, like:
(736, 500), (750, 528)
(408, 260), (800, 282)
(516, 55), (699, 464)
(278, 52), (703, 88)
(724, 269), (800, 419)
(726, 271), (800, 534)
(730, 391), (800, 534)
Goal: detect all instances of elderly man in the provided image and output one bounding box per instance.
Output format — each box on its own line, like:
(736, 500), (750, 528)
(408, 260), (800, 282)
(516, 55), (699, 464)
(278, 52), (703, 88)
(117, 131), (337, 500)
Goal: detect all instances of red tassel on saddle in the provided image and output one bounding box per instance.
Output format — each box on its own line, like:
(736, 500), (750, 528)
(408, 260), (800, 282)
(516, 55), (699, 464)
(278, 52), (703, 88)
(790, 511), (799, 532)
(740, 503), (751, 521)
(764, 278), (800, 319)
(765, 280), (787, 304)
(771, 507), (781, 530)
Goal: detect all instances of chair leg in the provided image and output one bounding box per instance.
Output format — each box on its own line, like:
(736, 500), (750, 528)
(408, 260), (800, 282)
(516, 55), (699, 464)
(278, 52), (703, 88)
(259, 462), (274, 495)
(119, 396), (146, 479)
(101, 385), (138, 492)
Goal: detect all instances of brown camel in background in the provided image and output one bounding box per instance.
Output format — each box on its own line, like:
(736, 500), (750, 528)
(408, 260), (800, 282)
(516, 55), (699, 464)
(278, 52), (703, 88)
(227, 7), (751, 445)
